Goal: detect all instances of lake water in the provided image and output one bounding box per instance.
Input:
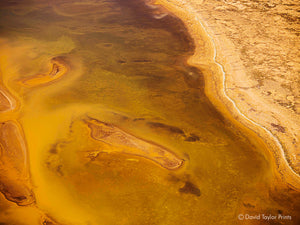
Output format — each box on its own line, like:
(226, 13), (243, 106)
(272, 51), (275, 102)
(0, 0), (299, 224)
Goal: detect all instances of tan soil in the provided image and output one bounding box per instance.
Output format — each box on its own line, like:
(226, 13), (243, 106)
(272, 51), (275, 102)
(155, 0), (300, 190)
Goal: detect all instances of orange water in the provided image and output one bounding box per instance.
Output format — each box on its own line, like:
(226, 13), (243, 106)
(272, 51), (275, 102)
(0, 0), (299, 224)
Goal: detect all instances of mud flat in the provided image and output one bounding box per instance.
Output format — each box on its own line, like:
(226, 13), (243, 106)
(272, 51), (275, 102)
(0, 120), (35, 206)
(0, 49), (67, 223)
(0, 74), (32, 206)
(155, 0), (300, 190)
(0, 55), (69, 206)
(0, 77), (63, 224)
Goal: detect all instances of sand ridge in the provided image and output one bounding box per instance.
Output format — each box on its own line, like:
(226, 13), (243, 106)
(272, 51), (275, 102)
(84, 117), (184, 170)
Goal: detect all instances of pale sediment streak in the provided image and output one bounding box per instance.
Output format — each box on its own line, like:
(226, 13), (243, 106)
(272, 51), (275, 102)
(0, 89), (16, 113)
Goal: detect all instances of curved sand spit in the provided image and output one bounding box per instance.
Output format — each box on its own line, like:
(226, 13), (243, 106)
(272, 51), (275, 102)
(19, 57), (69, 87)
(155, 0), (300, 190)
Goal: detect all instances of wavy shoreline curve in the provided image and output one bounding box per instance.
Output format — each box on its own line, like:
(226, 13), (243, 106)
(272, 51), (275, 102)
(155, 0), (300, 190)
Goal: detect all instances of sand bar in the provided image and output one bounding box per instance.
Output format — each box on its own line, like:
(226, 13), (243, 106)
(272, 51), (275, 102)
(84, 117), (184, 170)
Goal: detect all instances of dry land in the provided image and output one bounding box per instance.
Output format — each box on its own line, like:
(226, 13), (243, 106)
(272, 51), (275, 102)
(156, 0), (300, 189)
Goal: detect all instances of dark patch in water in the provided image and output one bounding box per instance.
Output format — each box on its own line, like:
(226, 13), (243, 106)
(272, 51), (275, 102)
(167, 174), (181, 183)
(147, 122), (185, 135)
(179, 181), (201, 196)
(133, 118), (145, 121)
(185, 133), (200, 142)
(132, 59), (152, 63)
(49, 144), (58, 154)
(243, 202), (255, 208)
(183, 152), (190, 160)
(114, 0), (195, 53)
(103, 43), (113, 47)
(56, 165), (64, 176)
(182, 66), (204, 89)
(117, 60), (127, 64)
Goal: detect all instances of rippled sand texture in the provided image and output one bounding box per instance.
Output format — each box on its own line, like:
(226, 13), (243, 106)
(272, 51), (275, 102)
(0, 0), (299, 224)
(84, 117), (183, 170)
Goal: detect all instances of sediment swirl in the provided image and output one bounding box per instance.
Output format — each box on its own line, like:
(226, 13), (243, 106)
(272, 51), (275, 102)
(19, 56), (69, 87)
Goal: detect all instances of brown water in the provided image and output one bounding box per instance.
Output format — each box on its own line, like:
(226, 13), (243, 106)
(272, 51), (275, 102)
(0, 0), (299, 224)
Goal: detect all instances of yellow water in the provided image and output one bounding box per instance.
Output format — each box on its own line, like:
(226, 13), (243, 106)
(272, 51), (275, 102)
(0, 0), (299, 224)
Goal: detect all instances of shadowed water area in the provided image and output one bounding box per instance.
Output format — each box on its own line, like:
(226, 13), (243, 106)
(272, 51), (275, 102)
(0, 0), (299, 224)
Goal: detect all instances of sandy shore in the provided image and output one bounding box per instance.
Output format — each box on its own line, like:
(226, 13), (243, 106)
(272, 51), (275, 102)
(155, 0), (300, 190)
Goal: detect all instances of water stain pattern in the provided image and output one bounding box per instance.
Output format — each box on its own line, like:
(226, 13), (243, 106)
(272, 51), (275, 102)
(0, 0), (299, 224)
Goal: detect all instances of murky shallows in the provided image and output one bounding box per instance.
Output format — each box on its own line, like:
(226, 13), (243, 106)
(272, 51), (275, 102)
(0, 0), (294, 224)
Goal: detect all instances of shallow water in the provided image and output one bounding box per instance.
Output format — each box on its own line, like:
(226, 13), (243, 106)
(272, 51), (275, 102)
(0, 0), (299, 224)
